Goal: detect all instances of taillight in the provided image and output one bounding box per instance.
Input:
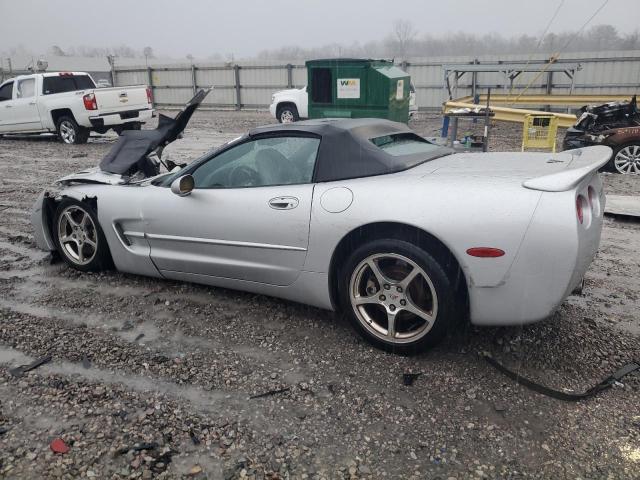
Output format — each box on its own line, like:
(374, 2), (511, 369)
(83, 92), (97, 110)
(146, 86), (153, 104)
(576, 195), (585, 224)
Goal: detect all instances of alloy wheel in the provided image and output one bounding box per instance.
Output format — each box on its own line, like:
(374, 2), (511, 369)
(349, 253), (438, 345)
(280, 110), (295, 123)
(614, 145), (640, 174)
(57, 205), (98, 265)
(59, 120), (76, 144)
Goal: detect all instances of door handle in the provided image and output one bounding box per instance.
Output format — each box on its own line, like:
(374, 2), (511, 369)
(4, 105), (12, 108)
(269, 196), (299, 210)
(29, 101), (36, 105)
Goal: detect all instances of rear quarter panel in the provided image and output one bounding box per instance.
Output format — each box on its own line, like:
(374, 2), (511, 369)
(305, 171), (543, 289)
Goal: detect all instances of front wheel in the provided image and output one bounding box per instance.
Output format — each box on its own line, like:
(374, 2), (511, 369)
(53, 199), (111, 272)
(340, 239), (456, 354)
(611, 143), (640, 174)
(56, 116), (89, 144)
(277, 104), (299, 123)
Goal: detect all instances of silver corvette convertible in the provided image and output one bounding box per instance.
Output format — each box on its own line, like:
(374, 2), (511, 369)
(31, 90), (610, 353)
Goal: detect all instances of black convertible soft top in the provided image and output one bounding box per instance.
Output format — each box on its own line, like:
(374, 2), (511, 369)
(248, 118), (451, 182)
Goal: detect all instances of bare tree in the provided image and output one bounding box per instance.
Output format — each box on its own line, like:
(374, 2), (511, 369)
(49, 45), (65, 56)
(392, 19), (417, 59)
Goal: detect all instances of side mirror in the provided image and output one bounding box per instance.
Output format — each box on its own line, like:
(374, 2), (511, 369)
(170, 174), (194, 197)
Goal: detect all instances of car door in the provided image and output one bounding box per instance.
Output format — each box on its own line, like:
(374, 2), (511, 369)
(0, 81), (15, 132)
(143, 133), (321, 286)
(9, 76), (42, 132)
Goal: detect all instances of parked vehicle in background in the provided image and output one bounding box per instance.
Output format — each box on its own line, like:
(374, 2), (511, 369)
(409, 82), (418, 117)
(269, 82), (418, 123)
(269, 86), (308, 123)
(563, 95), (640, 174)
(0, 72), (154, 144)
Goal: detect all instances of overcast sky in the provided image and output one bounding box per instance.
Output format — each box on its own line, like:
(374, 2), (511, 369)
(0, 0), (638, 58)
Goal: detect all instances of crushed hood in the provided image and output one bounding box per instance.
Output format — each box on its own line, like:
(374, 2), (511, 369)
(57, 167), (126, 185)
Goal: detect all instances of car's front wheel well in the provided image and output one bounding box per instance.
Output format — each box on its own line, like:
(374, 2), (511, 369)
(328, 222), (469, 315)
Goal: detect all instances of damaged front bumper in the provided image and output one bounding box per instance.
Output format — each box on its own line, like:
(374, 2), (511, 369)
(30, 190), (57, 252)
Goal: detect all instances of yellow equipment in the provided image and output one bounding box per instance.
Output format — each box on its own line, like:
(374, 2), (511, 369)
(522, 114), (559, 152)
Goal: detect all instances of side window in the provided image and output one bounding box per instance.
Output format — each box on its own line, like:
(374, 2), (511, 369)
(311, 68), (332, 103)
(0, 82), (14, 102)
(16, 78), (35, 98)
(42, 76), (77, 95)
(74, 75), (96, 90)
(192, 136), (320, 189)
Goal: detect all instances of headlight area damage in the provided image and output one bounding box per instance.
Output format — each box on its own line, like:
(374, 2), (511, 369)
(31, 88), (212, 253)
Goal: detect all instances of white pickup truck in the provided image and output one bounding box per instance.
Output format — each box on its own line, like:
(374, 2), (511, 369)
(269, 83), (418, 123)
(0, 72), (154, 144)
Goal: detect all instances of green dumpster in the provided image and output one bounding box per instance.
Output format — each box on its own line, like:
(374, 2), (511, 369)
(306, 59), (410, 123)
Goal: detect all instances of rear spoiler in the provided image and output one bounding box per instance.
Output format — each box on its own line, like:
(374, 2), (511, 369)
(522, 146), (612, 192)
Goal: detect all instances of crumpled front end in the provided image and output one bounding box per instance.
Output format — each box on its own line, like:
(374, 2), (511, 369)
(30, 190), (57, 252)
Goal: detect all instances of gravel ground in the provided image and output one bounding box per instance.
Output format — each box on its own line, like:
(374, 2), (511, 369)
(0, 111), (639, 479)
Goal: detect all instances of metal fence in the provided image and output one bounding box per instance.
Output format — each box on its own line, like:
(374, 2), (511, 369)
(113, 51), (640, 111)
(0, 50), (625, 111)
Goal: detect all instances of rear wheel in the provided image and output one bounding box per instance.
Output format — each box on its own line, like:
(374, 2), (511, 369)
(56, 116), (89, 144)
(340, 239), (455, 354)
(277, 104), (299, 123)
(53, 199), (111, 272)
(611, 143), (640, 174)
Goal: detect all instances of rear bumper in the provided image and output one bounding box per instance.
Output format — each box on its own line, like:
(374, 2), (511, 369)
(469, 176), (605, 326)
(89, 108), (154, 128)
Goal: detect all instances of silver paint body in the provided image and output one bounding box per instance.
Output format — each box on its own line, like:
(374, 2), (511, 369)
(32, 146), (610, 326)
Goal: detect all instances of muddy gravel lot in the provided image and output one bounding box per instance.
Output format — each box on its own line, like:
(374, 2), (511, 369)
(0, 111), (639, 479)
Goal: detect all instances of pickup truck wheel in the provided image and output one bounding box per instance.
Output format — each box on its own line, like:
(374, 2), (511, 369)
(57, 116), (89, 144)
(277, 104), (299, 123)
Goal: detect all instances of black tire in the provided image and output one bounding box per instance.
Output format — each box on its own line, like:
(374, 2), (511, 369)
(339, 239), (456, 355)
(276, 104), (299, 123)
(56, 116), (89, 144)
(608, 142), (640, 174)
(52, 198), (112, 272)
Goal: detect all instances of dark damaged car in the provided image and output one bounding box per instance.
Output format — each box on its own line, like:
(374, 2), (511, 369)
(563, 95), (640, 174)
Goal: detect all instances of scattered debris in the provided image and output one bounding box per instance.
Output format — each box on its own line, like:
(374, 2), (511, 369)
(249, 387), (291, 399)
(134, 333), (145, 342)
(188, 464), (203, 476)
(493, 402), (507, 413)
(71, 153), (88, 158)
(189, 428), (201, 445)
(0, 426), (9, 435)
(115, 442), (159, 455)
(50, 438), (70, 454)
(403, 372), (421, 386)
(9, 355), (52, 378)
(81, 355), (91, 369)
